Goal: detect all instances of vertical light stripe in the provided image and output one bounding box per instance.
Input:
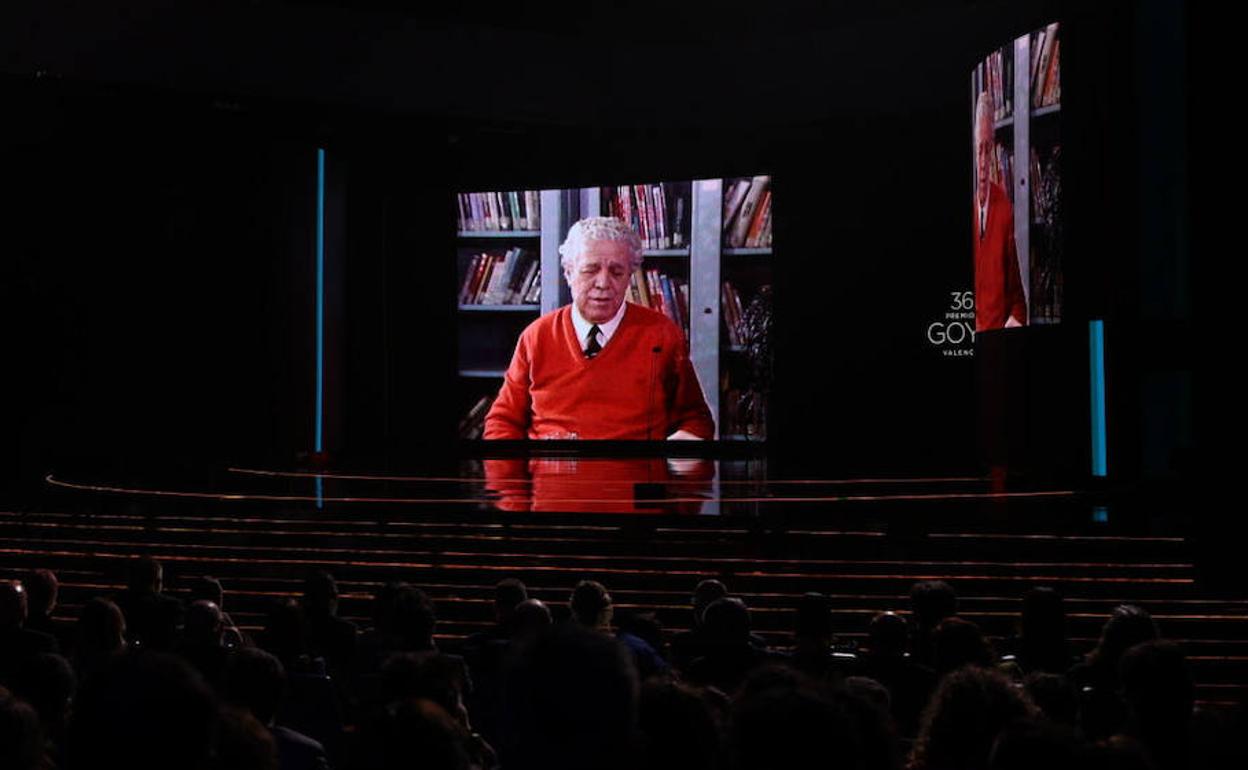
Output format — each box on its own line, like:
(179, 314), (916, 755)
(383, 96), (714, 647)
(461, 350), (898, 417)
(1090, 320), (1107, 476)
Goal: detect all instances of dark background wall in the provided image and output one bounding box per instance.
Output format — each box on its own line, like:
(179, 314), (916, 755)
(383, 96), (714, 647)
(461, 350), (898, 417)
(1, 0), (1205, 494)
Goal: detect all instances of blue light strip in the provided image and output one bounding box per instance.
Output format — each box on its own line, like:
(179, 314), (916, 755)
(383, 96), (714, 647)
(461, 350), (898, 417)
(315, 148), (325, 455)
(1089, 320), (1107, 476)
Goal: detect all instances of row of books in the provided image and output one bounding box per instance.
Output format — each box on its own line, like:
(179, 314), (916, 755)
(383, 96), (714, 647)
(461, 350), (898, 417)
(978, 48), (1014, 122)
(627, 268), (689, 338)
(457, 191), (542, 232)
(719, 385), (767, 441)
(602, 183), (689, 250)
(1031, 23), (1060, 108)
(1029, 144), (1061, 220)
(459, 249), (541, 306)
(722, 176), (772, 249)
(720, 281), (754, 348)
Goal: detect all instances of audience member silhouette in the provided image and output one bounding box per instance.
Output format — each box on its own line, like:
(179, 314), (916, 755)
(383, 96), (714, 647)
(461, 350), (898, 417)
(0, 689), (47, 770)
(189, 575), (245, 646)
(214, 707), (280, 770)
(728, 672), (862, 770)
(356, 698), (475, 770)
(23, 569), (66, 647)
(223, 646), (332, 770)
(1117, 640), (1193, 770)
(671, 578), (728, 670)
(1085, 736), (1162, 770)
(355, 582), (406, 681)
(502, 622), (640, 770)
(114, 556), (183, 652)
(0, 580), (58, 688)
(67, 650), (218, 770)
(684, 597), (771, 695)
(509, 599), (552, 643)
(854, 611), (937, 741)
(1188, 698), (1248, 770)
(8, 652), (75, 759)
(986, 719), (1085, 770)
(465, 596), (553, 754)
(844, 675), (891, 714)
(460, 580), (525, 746)
(909, 665), (1038, 770)
(1068, 604), (1160, 740)
(637, 679), (723, 770)
(570, 580), (666, 679)
(302, 571), (358, 676)
(616, 610), (670, 666)
(931, 616), (995, 675)
(388, 584), (438, 652)
(833, 680), (904, 770)
(357, 583), (439, 673)
(1022, 671), (1079, 727)
(908, 581), (958, 668)
(569, 579), (613, 631)
(259, 598), (323, 675)
(788, 591), (855, 683)
(73, 597), (126, 681)
(378, 652), (495, 769)
(1011, 587), (1072, 675)
(467, 579), (528, 649)
(178, 599), (230, 687)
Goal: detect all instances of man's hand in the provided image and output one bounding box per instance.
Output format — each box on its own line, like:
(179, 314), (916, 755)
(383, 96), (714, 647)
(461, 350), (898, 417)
(1005, 315), (1023, 328)
(666, 429), (704, 441)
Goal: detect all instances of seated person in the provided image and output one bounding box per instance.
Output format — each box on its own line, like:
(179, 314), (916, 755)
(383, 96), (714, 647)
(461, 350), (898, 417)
(485, 216), (715, 440)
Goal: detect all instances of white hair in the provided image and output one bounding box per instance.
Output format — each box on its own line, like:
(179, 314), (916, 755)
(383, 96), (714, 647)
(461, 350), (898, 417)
(974, 90), (994, 144)
(558, 216), (644, 275)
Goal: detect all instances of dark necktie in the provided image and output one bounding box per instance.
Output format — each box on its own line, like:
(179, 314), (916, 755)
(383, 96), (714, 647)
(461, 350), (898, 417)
(585, 325), (602, 359)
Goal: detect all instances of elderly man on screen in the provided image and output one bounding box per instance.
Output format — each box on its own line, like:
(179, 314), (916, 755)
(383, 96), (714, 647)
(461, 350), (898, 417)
(973, 90), (1027, 332)
(484, 216), (714, 440)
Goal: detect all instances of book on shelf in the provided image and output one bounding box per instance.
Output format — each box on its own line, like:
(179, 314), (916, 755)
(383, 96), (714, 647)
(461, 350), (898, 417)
(721, 281), (750, 348)
(1029, 144), (1061, 222)
(459, 248), (541, 305)
(626, 267), (688, 339)
(989, 46), (1012, 121)
(1032, 23), (1060, 108)
(977, 48), (1012, 121)
(724, 176), (771, 248)
(992, 143), (1013, 191)
(723, 180), (750, 237)
(1042, 38), (1060, 107)
(603, 183), (689, 249)
(457, 191), (542, 232)
(721, 282), (740, 347)
(744, 190), (772, 248)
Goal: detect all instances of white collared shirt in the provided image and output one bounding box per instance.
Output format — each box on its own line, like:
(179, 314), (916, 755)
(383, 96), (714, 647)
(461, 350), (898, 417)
(571, 300), (628, 354)
(978, 190), (990, 238)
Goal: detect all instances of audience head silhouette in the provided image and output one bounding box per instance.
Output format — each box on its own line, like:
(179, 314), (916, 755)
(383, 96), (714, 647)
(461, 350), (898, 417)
(570, 580), (613, 630)
(127, 556), (163, 594)
(504, 622), (639, 770)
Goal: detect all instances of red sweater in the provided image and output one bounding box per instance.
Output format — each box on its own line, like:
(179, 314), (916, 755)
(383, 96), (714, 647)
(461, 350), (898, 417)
(973, 182), (1028, 332)
(484, 304), (715, 440)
